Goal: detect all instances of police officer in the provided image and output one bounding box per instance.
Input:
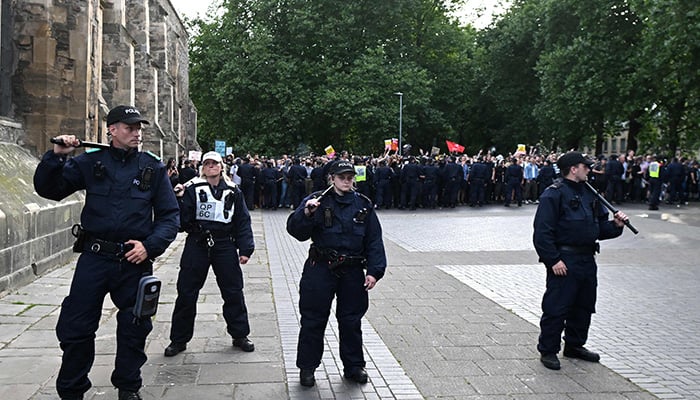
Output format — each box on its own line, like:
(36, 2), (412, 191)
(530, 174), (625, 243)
(400, 156), (421, 210)
(33, 105), (180, 400)
(534, 151), (628, 370)
(165, 151), (256, 357)
(286, 160), (387, 387)
(504, 157), (524, 207)
(261, 160), (280, 209)
(373, 159), (394, 209)
(236, 156), (258, 210)
(288, 158), (308, 208)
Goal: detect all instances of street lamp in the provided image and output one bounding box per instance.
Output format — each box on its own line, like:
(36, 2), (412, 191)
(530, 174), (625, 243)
(394, 92), (403, 154)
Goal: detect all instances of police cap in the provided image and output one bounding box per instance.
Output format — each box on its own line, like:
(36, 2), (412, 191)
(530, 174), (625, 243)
(106, 105), (150, 126)
(557, 151), (594, 172)
(328, 160), (355, 175)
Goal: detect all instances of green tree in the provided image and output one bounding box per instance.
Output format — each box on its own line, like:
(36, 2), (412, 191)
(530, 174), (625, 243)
(629, 0), (700, 155)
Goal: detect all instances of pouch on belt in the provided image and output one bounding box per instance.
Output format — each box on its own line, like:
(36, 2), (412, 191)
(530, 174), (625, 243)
(133, 275), (161, 318)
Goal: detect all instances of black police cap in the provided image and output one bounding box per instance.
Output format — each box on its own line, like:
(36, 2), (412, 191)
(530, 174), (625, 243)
(106, 105), (150, 126)
(557, 151), (594, 172)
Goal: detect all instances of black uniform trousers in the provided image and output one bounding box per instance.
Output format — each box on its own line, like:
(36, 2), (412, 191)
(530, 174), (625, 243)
(297, 260), (368, 374)
(56, 253), (152, 398)
(648, 177), (662, 207)
(263, 179), (278, 209)
(240, 178), (256, 210)
(400, 180), (420, 209)
(538, 252), (597, 355)
(375, 180), (392, 208)
(470, 178), (486, 205)
(170, 235), (250, 343)
(504, 179), (522, 205)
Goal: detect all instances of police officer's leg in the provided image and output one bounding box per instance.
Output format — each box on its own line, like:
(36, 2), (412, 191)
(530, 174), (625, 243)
(211, 240), (250, 339)
(564, 260), (597, 347)
(538, 263), (580, 355)
(375, 182), (384, 208)
(55, 254), (110, 399)
(109, 260), (154, 392)
(297, 261), (336, 370)
(335, 268), (369, 373)
(169, 236), (211, 343)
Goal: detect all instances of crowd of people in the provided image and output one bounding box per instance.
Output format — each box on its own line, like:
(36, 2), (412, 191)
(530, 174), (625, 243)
(168, 148), (700, 212)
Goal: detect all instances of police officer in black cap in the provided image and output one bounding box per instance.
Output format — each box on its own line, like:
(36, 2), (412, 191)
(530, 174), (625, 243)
(533, 151), (628, 371)
(33, 105), (180, 400)
(287, 160), (387, 387)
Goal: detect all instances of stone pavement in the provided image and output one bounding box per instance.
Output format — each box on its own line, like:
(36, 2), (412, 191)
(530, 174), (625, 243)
(3, 200), (696, 399)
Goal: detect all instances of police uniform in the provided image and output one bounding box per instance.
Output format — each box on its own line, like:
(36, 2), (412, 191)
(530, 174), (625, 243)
(286, 161), (387, 387)
(33, 106), (180, 400)
(166, 153), (255, 355)
(533, 152), (624, 370)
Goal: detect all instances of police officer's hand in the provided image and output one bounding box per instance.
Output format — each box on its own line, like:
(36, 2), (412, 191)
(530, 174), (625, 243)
(53, 134), (80, 154)
(239, 255), (249, 265)
(364, 275), (377, 291)
(304, 198), (321, 216)
(125, 240), (148, 264)
(613, 211), (629, 228)
(173, 183), (185, 197)
(551, 260), (567, 276)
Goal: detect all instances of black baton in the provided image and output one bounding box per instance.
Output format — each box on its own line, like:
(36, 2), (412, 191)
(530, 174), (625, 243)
(304, 185), (335, 209)
(50, 137), (110, 150)
(584, 181), (639, 235)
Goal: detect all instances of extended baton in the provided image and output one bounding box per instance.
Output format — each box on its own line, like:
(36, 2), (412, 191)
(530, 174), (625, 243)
(50, 137), (110, 150)
(584, 181), (639, 235)
(304, 185), (334, 209)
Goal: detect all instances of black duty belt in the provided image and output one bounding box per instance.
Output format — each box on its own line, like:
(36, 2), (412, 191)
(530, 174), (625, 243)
(557, 244), (600, 254)
(84, 238), (134, 260)
(308, 245), (367, 269)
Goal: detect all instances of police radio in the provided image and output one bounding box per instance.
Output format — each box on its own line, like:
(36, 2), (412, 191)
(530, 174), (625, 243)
(133, 275), (161, 319)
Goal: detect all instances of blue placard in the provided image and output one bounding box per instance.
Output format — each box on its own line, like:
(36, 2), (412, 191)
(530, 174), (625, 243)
(215, 140), (226, 156)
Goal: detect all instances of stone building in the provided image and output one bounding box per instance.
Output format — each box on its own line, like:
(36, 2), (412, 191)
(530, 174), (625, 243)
(0, 0), (199, 293)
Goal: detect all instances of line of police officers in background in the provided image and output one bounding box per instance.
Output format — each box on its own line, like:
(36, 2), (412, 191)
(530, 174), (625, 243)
(178, 149), (699, 212)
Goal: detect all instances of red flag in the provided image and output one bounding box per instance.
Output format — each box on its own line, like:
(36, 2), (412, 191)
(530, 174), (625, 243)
(445, 140), (465, 154)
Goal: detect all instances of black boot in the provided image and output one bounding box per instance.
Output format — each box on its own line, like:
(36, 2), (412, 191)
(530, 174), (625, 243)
(344, 367), (369, 384)
(164, 341), (187, 357)
(300, 369), (315, 387)
(233, 337), (255, 352)
(540, 353), (561, 370)
(563, 345), (600, 362)
(118, 390), (142, 400)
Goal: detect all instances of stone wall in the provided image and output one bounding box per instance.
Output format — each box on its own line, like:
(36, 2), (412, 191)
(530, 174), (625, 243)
(0, 143), (84, 294)
(0, 0), (199, 294)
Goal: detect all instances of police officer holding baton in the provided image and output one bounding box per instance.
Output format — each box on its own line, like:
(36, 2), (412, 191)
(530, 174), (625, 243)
(533, 151), (629, 370)
(286, 160), (387, 387)
(33, 105), (180, 400)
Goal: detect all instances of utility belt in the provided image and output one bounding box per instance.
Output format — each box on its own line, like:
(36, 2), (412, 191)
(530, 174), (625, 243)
(195, 230), (235, 248)
(72, 224), (134, 260)
(557, 243), (600, 255)
(308, 244), (367, 272)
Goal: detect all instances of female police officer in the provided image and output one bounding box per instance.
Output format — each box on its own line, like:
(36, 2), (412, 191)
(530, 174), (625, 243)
(164, 151), (256, 357)
(286, 160), (387, 387)
(534, 151), (628, 370)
